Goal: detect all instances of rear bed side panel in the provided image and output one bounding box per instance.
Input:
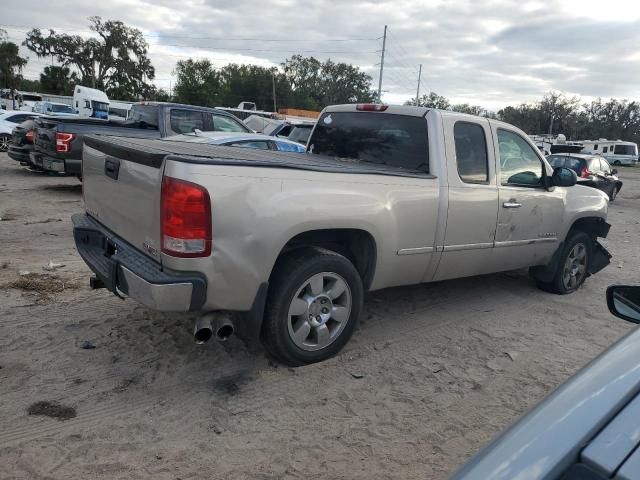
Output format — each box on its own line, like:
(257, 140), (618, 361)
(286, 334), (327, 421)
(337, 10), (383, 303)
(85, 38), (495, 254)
(162, 160), (441, 312)
(82, 144), (164, 263)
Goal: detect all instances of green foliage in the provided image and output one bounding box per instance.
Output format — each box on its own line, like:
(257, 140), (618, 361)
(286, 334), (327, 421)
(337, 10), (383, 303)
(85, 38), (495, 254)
(39, 66), (78, 95)
(23, 17), (155, 100)
(0, 29), (28, 90)
(173, 59), (221, 106)
(19, 78), (41, 92)
(406, 92), (451, 110)
(173, 55), (374, 111)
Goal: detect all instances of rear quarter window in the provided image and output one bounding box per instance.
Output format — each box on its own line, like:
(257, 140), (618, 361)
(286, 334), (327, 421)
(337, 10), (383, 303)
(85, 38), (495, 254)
(308, 112), (429, 172)
(454, 121), (489, 183)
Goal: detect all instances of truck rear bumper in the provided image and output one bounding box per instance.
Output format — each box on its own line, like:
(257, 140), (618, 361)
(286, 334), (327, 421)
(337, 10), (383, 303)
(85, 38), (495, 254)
(72, 213), (207, 312)
(30, 152), (80, 175)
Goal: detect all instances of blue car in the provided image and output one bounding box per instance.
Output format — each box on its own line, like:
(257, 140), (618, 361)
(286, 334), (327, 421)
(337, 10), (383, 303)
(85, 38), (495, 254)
(164, 131), (307, 153)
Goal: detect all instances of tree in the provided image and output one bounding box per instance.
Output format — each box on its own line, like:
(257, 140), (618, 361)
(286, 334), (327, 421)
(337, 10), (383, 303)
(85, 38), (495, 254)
(0, 29), (28, 92)
(19, 78), (41, 92)
(281, 55), (374, 110)
(173, 59), (222, 107)
(39, 65), (78, 95)
(218, 64), (286, 110)
(23, 17), (155, 100)
(405, 92), (451, 109)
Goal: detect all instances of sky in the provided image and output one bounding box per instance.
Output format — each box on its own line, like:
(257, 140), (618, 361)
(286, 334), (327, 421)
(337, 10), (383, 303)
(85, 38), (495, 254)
(2, 0), (640, 110)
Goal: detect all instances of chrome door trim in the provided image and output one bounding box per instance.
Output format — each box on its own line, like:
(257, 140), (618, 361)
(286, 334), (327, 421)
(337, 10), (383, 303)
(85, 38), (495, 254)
(397, 246), (435, 256)
(495, 238), (557, 248)
(441, 242), (494, 252)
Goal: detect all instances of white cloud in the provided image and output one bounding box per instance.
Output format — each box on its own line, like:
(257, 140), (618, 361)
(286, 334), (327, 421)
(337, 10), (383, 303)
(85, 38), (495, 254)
(2, 0), (640, 110)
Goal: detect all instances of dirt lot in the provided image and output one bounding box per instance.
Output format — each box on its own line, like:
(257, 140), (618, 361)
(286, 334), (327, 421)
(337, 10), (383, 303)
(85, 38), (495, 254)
(1, 152), (639, 479)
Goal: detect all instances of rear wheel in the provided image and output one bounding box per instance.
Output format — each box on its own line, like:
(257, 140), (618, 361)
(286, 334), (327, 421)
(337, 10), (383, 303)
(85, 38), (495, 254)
(537, 231), (592, 294)
(613, 160), (622, 166)
(262, 247), (363, 366)
(610, 185), (617, 201)
(0, 134), (10, 152)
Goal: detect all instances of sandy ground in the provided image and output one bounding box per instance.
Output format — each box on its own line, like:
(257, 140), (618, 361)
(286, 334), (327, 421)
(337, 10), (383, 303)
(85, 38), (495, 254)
(1, 151), (639, 479)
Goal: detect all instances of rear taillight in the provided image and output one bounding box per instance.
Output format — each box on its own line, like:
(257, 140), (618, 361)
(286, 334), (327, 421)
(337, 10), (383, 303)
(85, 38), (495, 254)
(55, 132), (75, 153)
(579, 166), (592, 178)
(161, 176), (212, 258)
(356, 103), (388, 111)
(25, 130), (34, 144)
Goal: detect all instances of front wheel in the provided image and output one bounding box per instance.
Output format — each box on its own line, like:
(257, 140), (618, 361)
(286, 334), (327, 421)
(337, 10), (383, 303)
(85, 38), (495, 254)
(610, 185), (617, 201)
(613, 160), (622, 166)
(262, 247), (363, 366)
(537, 231), (592, 294)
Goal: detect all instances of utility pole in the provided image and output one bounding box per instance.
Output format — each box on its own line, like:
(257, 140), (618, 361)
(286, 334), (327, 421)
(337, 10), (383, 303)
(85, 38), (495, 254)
(377, 25), (387, 103)
(272, 72), (277, 112)
(415, 63), (422, 105)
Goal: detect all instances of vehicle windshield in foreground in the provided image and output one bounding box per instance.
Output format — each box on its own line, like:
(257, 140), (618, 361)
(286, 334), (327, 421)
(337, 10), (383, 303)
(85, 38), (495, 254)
(308, 112), (429, 172)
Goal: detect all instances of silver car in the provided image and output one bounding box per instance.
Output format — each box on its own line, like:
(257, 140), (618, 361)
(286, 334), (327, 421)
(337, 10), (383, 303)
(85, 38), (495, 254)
(453, 285), (640, 480)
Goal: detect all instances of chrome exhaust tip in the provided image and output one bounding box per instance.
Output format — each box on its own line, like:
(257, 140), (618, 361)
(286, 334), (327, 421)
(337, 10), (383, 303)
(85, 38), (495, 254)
(194, 315), (213, 344)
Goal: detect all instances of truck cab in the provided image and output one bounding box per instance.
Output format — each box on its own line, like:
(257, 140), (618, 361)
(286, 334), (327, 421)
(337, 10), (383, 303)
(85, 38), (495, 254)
(73, 86), (110, 119)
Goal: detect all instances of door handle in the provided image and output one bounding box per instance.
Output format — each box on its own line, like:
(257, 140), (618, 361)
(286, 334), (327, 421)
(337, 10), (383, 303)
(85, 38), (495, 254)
(503, 201), (521, 208)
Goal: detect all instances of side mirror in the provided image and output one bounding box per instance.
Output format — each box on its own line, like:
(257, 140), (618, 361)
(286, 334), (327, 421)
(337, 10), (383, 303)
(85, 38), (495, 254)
(607, 285), (640, 324)
(552, 167), (577, 187)
(611, 168), (618, 175)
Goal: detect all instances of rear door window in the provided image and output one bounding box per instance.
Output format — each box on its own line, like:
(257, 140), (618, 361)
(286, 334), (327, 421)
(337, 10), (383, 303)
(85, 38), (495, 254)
(170, 109), (205, 134)
(565, 157), (583, 173)
(308, 112), (429, 172)
(454, 121), (489, 183)
(547, 156), (566, 168)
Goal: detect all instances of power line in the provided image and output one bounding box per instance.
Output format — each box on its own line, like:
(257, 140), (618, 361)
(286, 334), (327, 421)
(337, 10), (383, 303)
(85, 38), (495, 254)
(1, 24), (378, 42)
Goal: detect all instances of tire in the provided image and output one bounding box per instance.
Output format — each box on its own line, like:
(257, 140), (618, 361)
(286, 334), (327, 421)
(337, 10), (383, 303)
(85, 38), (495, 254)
(537, 231), (592, 295)
(0, 134), (10, 152)
(610, 185), (617, 201)
(262, 247), (363, 366)
(613, 160), (622, 166)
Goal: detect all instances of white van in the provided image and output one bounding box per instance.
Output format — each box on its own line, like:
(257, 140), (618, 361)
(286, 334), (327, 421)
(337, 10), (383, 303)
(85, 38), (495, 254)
(73, 86), (110, 119)
(581, 139), (638, 166)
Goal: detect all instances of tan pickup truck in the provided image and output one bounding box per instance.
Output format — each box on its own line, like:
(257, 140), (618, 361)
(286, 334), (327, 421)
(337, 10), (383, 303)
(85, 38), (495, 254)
(73, 104), (611, 365)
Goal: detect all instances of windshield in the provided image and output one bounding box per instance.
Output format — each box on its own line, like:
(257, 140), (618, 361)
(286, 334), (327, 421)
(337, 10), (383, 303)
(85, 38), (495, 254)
(614, 144), (637, 156)
(309, 112), (429, 172)
(92, 101), (109, 112)
(128, 105), (159, 129)
(50, 104), (74, 114)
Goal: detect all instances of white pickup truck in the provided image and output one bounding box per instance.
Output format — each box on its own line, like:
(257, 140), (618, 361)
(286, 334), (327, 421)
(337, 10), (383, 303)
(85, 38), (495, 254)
(73, 104), (611, 365)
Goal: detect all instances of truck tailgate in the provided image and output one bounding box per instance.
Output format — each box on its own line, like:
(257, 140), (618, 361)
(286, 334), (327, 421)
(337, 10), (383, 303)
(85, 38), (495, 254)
(82, 136), (166, 263)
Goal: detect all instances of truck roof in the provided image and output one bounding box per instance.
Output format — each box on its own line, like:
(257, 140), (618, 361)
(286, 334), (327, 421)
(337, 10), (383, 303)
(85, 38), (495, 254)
(323, 104), (430, 117)
(133, 101), (230, 114)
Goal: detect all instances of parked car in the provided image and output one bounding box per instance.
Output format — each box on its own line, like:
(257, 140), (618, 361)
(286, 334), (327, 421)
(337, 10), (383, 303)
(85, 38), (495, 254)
(243, 115), (315, 145)
(72, 103), (611, 366)
(0, 110), (42, 152)
(548, 153), (622, 201)
(7, 117), (41, 165)
(32, 101), (76, 116)
(452, 284), (640, 480)
(30, 102), (250, 178)
(165, 131), (307, 152)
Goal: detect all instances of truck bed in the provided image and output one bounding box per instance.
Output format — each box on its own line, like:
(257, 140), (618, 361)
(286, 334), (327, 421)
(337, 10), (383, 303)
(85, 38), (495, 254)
(84, 135), (434, 179)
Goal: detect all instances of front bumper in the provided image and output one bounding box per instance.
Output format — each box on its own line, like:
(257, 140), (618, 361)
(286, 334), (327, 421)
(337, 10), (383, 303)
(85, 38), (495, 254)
(72, 213), (207, 312)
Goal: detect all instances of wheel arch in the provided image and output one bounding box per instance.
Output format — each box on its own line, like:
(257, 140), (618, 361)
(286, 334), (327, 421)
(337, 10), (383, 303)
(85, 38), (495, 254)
(269, 228), (378, 291)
